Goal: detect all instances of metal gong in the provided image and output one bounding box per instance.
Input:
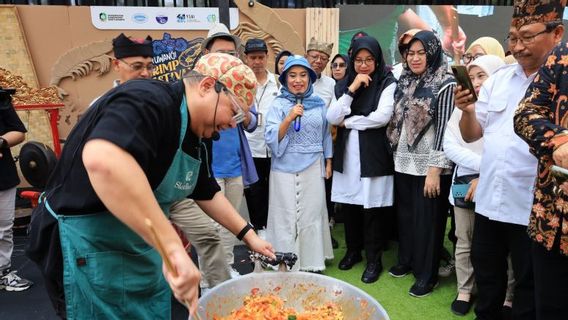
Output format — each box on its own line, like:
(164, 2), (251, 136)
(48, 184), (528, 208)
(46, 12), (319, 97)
(19, 141), (57, 188)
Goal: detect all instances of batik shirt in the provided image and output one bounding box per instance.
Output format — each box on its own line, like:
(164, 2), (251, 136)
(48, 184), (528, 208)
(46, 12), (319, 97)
(515, 42), (568, 255)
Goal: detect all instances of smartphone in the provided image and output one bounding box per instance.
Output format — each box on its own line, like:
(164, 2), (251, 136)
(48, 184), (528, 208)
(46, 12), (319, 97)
(551, 165), (568, 185)
(451, 65), (477, 103)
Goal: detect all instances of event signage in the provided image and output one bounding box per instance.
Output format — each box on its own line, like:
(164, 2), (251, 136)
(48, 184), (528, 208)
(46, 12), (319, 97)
(152, 33), (204, 82)
(91, 6), (239, 30)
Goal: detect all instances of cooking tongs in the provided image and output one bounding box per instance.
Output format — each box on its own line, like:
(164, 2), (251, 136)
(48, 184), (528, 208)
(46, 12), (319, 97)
(249, 251), (298, 272)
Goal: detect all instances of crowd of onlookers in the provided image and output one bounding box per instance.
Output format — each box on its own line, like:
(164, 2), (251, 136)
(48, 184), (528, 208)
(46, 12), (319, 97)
(3, 1), (568, 319)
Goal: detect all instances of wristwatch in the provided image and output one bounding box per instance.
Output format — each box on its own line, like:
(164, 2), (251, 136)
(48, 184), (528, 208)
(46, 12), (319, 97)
(345, 88), (355, 98)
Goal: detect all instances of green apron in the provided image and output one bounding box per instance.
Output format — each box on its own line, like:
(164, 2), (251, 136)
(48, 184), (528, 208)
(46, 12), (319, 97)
(44, 96), (201, 320)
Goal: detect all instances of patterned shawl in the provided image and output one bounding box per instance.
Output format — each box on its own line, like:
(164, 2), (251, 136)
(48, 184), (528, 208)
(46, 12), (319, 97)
(387, 31), (455, 150)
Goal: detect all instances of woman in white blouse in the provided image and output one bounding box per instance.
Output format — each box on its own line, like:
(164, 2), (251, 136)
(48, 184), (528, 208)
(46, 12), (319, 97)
(443, 54), (504, 315)
(327, 36), (396, 284)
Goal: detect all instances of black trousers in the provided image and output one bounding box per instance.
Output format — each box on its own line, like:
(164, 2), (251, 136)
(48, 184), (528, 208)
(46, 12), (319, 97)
(342, 204), (388, 262)
(471, 213), (535, 320)
(394, 172), (451, 284)
(325, 176), (334, 220)
(532, 234), (568, 320)
(244, 157), (270, 229)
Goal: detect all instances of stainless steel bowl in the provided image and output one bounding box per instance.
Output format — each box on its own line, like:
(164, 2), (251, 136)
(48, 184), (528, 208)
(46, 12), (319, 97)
(195, 272), (390, 319)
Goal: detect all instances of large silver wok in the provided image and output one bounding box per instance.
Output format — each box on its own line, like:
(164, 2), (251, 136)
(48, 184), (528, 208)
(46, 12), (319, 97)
(195, 272), (390, 319)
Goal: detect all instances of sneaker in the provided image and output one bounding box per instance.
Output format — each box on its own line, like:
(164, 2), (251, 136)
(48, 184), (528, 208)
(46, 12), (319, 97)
(229, 268), (241, 279)
(0, 270), (33, 292)
(409, 280), (438, 298)
(438, 259), (455, 277)
(256, 228), (267, 241)
(388, 264), (412, 278)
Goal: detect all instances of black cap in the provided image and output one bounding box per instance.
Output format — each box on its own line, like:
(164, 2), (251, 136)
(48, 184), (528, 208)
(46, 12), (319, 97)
(244, 38), (268, 54)
(112, 33), (153, 59)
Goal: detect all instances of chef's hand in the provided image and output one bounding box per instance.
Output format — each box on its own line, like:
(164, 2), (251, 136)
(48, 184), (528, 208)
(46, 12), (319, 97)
(243, 231), (276, 260)
(163, 245), (201, 316)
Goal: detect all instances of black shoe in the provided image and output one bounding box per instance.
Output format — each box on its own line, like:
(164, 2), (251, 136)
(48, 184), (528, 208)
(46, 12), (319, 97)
(408, 280), (438, 298)
(361, 261), (383, 283)
(451, 297), (472, 316)
(502, 305), (512, 320)
(338, 252), (362, 270)
(388, 264), (411, 278)
(331, 236), (339, 249)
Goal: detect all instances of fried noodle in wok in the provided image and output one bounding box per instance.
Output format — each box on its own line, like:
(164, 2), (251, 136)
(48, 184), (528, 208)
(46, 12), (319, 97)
(213, 292), (344, 320)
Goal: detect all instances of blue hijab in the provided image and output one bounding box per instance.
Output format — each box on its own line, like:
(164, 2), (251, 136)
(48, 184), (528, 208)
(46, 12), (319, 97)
(277, 55), (324, 110)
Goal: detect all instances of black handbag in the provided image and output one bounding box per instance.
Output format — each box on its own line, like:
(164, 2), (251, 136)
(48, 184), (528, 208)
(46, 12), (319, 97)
(452, 173), (479, 209)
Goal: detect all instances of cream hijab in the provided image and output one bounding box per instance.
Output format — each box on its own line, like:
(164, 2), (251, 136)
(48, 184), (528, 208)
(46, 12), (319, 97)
(466, 37), (506, 60)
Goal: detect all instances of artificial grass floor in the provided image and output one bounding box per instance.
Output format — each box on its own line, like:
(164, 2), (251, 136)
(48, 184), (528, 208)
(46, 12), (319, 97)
(322, 222), (475, 320)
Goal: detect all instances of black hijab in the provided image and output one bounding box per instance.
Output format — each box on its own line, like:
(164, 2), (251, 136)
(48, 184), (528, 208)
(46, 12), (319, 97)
(346, 36), (395, 118)
(333, 36), (396, 178)
(274, 50), (292, 75)
(331, 53), (350, 99)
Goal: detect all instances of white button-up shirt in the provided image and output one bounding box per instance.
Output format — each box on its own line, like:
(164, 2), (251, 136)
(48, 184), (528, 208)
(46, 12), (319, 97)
(313, 74), (336, 108)
(472, 63), (537, 226)
(245, 70), (280, 158)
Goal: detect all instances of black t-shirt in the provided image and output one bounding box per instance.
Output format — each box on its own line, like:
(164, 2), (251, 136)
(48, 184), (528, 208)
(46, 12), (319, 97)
(44, 79), (220, 215)
(0, 100), (27, 190)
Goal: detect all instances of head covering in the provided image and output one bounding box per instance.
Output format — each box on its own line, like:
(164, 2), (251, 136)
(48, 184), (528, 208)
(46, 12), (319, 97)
(112, 33), (153, 59)
(465, 37), (506, 60)
(467, 54), (505, 75)
(398, 28), (422, 55)
(387, 30), (455, 150)
(333, 36), (397, 176)
(274, 50), (292, 75)
(343, 36), (395, 117)
(276, 55), (324, 112)
(193, 53), (257, 107)
(244, 38), (268, 54)
(512, 0), (566, 29)
(278, 55), (317, 85)
(201, 23), (241, 52)
(306, 37), (333, 57)
(331, 53), (349, 81)
(347, 31), (369, 55)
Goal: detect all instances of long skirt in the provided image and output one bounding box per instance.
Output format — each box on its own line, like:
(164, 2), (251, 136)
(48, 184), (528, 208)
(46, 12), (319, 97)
(266, 159), (334, 272)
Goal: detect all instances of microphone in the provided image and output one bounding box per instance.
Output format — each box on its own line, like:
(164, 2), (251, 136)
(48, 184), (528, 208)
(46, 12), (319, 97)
(211, 131), (220, 141)
(293, 94), (304, 132)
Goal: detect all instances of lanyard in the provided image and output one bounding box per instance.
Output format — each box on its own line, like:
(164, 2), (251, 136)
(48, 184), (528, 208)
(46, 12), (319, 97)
(254, 81), (269, 107)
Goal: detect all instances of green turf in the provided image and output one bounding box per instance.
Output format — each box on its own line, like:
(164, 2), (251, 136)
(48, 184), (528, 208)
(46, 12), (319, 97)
(322, 222), (475, 320)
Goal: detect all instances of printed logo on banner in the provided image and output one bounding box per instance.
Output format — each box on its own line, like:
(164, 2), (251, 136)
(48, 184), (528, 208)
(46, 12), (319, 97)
(132, 13), (148, 24)
(152, 33), (204, 82)
(99, 12), (108, 22)
(207, 14), (217, 23)
(155, 15), (168, 24)
(176, 13), (197, 24)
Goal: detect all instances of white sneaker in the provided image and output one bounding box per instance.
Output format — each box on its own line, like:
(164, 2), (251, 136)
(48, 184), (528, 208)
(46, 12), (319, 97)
(438, 259), (455, 277)
(229, 268), (241, 279)
(257, 228), (267, 240)
(0, 270), (33, 292)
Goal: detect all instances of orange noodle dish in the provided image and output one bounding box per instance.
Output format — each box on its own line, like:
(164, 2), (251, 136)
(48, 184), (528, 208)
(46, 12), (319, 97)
(213, 292), (344, 320)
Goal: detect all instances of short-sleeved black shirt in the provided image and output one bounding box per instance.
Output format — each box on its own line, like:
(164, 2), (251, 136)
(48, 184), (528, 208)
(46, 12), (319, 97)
(0, 100), (27, 191)
(45, 79), (220, 215)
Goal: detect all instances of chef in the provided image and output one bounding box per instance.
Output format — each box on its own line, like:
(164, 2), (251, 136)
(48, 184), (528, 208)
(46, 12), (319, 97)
(26, 53), (274, 319)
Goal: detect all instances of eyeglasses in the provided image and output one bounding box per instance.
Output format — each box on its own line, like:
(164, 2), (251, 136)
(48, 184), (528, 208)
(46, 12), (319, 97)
(353, 57), (375, 66)
(307, 53), (329, 63)
(331, 62), (346, 69)
(462, 53), (484, 64)
(223, 89), (246, 125)
(505, 29), (550, 47)
(118, 59), (155, 72)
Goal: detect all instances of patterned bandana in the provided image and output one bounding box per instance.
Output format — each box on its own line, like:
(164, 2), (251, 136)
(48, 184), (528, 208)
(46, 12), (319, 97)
(306, 37), (333, 57)
(193, 53), (257, 107)
(512, 0), (566, 29)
